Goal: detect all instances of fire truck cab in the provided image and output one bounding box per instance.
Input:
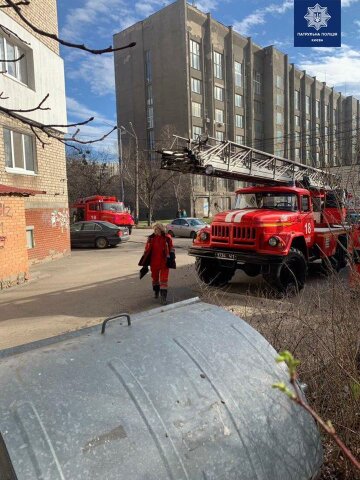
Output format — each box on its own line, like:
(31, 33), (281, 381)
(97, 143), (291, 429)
(72, 196), (135, 233)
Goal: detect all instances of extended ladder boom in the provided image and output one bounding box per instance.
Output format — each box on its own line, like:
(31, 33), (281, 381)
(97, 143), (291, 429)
(159, 135), (338, 189)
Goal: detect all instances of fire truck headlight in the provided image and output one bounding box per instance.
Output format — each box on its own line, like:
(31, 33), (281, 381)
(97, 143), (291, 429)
(199, 231), (210, 241)
(268, 236), (279, 247)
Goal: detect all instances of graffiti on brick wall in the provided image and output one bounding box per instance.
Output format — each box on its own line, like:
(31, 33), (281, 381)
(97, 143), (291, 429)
(51, 209), (69, 231)
(0, 222), (5, 248)
(0, 202), (12, 218)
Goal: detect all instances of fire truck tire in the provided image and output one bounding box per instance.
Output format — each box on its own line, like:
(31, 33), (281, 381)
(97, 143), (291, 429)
(95, 237), (108, 249)
(243, 264), (261, 277)
(264, 248), (306, 294)
(195, 258), (235, 287)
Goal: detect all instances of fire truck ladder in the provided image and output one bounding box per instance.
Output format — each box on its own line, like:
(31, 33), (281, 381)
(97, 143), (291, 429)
(159, 135), (338, 189)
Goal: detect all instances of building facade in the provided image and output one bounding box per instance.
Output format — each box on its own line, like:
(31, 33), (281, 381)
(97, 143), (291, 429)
(114, 0), (360, 218)
(0, 0), (69, 288)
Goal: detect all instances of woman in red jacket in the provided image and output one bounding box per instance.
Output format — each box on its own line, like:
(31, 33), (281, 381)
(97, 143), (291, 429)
(140, 223), (175, 305)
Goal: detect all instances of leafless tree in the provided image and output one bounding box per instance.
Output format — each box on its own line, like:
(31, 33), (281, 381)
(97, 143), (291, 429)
(66, 148), (119, 204)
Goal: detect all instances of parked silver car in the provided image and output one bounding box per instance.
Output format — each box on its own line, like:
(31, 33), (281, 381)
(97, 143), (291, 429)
(166, 217), (207, 238)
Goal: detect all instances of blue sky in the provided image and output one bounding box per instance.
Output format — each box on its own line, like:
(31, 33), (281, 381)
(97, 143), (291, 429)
(57, 0), (360, 154)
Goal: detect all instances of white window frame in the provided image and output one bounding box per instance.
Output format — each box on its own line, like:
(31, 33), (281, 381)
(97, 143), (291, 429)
(235, 94), (243, 108)
(4, 128), (37, 174)
(235, 114), (244, 128)
(234, 61), (242, 87)
(213, 51), (223, 80)
(0, 34), (28, 85)
(192, 125), (202, 139)
(192, 101), (202, 118)
(214, 85), (224, 101)
(190, 40), (200, 70)
(215, 108), (224, 123)
(191, 77), (201, 94)
(295, 90), (300, 110)
(215, 131), (224, 142)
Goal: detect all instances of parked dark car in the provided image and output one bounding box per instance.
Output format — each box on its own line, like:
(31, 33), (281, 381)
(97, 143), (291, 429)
(70, 221), (129, 249)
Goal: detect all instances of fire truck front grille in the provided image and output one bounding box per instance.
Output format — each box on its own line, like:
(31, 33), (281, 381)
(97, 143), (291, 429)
(211, 224), (257, 246)
(211, 225), (230, 243)
(233, 226), (256, 245)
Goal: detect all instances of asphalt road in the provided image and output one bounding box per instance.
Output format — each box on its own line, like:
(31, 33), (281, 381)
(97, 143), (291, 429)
(0, 228), (351, 349)
(0, 229), (199, 349)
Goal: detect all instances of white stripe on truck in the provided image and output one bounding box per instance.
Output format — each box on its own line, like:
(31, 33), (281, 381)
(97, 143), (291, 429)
(233, 209), (257, 223)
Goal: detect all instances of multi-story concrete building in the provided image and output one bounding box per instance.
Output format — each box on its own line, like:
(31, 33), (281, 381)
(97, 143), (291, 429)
(0, 0), (69, 288)
(114, 0), (360, 218)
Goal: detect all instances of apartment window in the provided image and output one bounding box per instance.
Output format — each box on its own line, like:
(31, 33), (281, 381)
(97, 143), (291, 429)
(295, 90), (300, 110)
(214, 86), (224, 101)
(295, 115), (300, 127)
(295, 148), (300, 160)
(215, 108), (224, 123)
(253, 71), (262, 95)
(190, 40), (200, 70)
(234, 61), (242, 87)
(306, 119), (310, 130)
(276, 75), (283, 89)
(333, 109), (337, 124)
(254, 100), (262, 114)
(191, 77), (201, 94)
(235, 135), (244, 144)
(306, 95), (311, 115)
(276, 130), (283, 142)
(147, 106), (154, 128)
(235, 94), (243, 108)
(213, 51), (223, 80)
(215, 131), (224, 142)
(4, 128), (36, 173)
(192, 125), (202, 139)
(192, 101), (202, 118)
(0, 35), (28, 85)
(145, 50), (152, 83)
(276, 112), (283, 125)
(295, 131), (300, 144)
(235, 114), (244, 128)
(316, 100), (320, 118)
(276, 93), (283, 107)
(26, 226), (35, 249)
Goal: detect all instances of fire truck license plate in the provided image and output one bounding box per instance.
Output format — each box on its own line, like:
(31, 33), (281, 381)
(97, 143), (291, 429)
(215, 252), (236, 260)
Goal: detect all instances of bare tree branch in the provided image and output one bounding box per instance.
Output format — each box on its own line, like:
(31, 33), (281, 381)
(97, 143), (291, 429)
(0, 53), (24, 63)
(0, 23), (30, 44)
(0, 0), (29, 7)
(3, 0), (136, 54)
(0, 91), (9, 99)
(4, 93), (51, 112)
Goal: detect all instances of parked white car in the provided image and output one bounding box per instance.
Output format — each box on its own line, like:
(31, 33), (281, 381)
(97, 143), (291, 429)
(166, 217), (207, 238)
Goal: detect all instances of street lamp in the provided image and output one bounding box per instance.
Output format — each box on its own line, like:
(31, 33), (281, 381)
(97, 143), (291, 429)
(118, 129), (126, 202)
(120, 123), (139, 224)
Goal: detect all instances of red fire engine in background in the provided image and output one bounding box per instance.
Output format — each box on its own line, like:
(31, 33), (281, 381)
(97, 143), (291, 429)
(160, 135), (360, 293)
(72, 196), (135, 234)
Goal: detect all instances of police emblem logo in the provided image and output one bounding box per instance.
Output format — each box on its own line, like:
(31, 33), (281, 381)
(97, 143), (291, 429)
(304, 3), (331, 31)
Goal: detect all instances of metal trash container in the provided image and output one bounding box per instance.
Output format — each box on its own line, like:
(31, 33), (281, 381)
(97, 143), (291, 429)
(0, 299), (322, 479)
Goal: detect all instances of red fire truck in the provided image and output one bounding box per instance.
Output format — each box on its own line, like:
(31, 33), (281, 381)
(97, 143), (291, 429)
(72, 196), (135, 234)
(160, 136), (360, 293)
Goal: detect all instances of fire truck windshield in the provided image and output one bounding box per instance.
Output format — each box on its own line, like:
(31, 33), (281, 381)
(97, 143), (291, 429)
(101, 202), (124, 213)
(235, 192), (298, 212)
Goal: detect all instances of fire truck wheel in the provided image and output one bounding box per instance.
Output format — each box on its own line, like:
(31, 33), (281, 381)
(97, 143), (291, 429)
(195, 258), (235, 287)
(264, 248), (306, 294)
(95, 237), (108, 249)
(243, 264), (261, 277)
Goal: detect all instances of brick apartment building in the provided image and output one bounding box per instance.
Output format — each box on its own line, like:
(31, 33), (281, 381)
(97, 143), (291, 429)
(114, 0), (360, 218)
(0, 0), (69, 288)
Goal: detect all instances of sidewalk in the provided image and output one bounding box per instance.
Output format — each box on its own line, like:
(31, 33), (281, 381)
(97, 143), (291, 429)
(0, 229), (197, 349)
